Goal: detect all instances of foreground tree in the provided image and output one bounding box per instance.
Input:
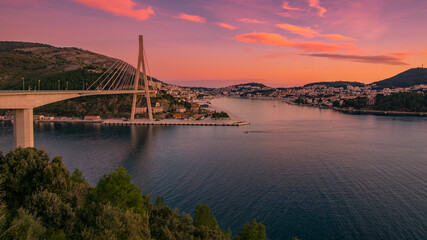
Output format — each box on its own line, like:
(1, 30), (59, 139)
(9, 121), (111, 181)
(236, 219), (268, 240)
(0, 148), (271, 239)
(194, 204), (219, 230)
(85, 167), (150, 214)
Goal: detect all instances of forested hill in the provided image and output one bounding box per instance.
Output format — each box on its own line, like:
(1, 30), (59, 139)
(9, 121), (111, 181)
(0, 41), (168, 118)
(304, 81), (365, 88)
(0, 41), (52, 51)
(0, 41), (119, 90)
(370, 67), (427, 89)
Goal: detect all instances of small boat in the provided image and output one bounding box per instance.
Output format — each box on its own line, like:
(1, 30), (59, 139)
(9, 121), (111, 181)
(244, 130), (249, 133)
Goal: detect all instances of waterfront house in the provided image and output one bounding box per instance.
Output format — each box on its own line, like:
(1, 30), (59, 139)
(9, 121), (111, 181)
(39, 116), (54, 120)
(84, 115), (101, 121)
(176, 107), (186, 113)
(173, 113), (183, 119)
(33, 115), (44, 120)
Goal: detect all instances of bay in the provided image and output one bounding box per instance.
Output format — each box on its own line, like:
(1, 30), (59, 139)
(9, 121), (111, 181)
(0, 97), (426, 239)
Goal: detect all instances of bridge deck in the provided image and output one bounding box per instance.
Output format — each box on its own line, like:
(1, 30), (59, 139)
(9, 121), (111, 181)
(0, 90), (149, 95)
(0, 90), (154, 109)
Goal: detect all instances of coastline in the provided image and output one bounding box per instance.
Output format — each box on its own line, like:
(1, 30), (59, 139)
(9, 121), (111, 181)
(103, 103), (250, 126)
(249, 96), (427, 117)
(1, 102), (250, 126)
(333, 108), (427, 116)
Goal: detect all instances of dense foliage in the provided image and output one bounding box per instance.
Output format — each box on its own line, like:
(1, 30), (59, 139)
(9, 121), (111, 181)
(0, 41), (52, 51)
(304, 81), (365, 88)
(342, 97), (368, 110)
(35, 94), (133, 118)
(370, 68), (427, 89)
(339, 92), (427, 112)
(211, 111), (230, 119)
(0, 148), (271, 239)
(373, 92), (427, 112)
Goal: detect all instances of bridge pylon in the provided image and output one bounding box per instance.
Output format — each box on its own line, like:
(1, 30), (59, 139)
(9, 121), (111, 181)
(130, 35), (153, 121)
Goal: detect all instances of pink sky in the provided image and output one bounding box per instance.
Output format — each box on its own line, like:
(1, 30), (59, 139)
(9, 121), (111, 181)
(0, 0), (426, 87)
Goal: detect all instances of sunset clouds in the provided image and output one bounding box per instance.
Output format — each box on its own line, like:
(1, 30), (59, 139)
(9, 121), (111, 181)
(303, 53), (408, 65)
(216, 22), (237, 30)
(308, 0), (326, 17)
(276, 23), (318, 38)
(276, 23), (357, 41)
(281, 0), (327, 17)
(239, 18), (266, 24)
(282, 1), (303, 11)
(234, 32), (343, 52)
(322, 34), (357, 41)
(2, 0), (425, 86)
(178, 13), (206, 23)
(74, 0), (154, 20)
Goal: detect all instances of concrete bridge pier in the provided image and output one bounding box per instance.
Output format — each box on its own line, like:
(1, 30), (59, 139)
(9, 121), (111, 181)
(14, 108), (34, 148)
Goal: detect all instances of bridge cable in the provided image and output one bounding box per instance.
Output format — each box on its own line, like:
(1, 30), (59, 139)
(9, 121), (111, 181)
(143, 46), (157, 93)
(87, 60), (120, 90)
(94, 60), (122, 90)
(108, 61), (128, 90)
(100, 61), (127, 90)
(110, 62), (131, 90)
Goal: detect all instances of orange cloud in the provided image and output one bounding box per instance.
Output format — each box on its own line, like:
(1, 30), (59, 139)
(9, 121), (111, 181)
(282, 1), (304, 11)
(277, 23), (357, 41)
(322, 34), (357, 41)
(235, 32), (293, 46)
(390, 52), (416, 58)
(234, 32), (342, 52)
(178, 13), (206, 23)
(303, 53), (408, 65)
(308, 0), (326, 17)
(216, 22), (237, 30)
(276, 23), (318, 38)
(239, 18), (266, 24)
(420, 51), (427, 55)
(74, 0), (154, 20)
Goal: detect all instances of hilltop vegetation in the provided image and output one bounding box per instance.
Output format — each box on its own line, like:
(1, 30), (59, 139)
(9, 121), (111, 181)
(0, 148), (272, 240)
(304, 81), (365, 88)
(371, 67), (427, 89)
(0, 41), (162, 118)
(340, 92), (427, 112)
(0, 41), (116, 90)
(0, 41), (52, 51)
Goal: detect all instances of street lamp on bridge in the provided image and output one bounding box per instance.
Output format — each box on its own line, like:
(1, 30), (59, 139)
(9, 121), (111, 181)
(38, 80), (40, 91)
(22, 77), (24, 90)
(58, 80), (60, 90)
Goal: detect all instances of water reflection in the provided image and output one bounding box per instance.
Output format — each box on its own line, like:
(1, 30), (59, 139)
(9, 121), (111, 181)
(0, 98), (426, 240)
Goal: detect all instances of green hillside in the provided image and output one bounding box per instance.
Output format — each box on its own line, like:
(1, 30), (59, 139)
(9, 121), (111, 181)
(0, 41), (117, 90)
(371, 67), (427, 89)
(0, 41), (159, 118)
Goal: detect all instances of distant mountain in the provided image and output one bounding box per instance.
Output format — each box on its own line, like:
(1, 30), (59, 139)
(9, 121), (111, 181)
(232, 82), (267, 88)
(304, 81), (365, 88)
(370, 68), (427, 89)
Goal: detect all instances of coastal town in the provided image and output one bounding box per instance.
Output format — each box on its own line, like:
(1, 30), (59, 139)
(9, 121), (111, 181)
(0, 81), (250, 125)
(200, 81), (427, 108)
(1, 67), (426, 122)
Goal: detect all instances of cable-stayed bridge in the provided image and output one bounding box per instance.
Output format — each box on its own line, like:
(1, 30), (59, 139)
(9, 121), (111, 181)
(0, 35), (155, 148)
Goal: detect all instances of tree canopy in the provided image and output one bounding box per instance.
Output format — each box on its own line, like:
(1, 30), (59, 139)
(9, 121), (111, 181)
(0, 147), (292, 239)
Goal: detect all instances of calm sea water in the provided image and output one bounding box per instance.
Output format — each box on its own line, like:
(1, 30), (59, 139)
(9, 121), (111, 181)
(0, 97), (426, 240)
